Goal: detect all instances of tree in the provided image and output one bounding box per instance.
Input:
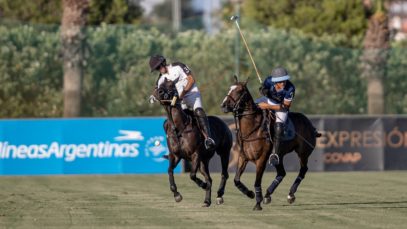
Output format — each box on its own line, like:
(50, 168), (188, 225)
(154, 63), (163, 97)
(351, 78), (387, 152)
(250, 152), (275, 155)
(87, 0), (143, 25)
(0, 0), (143, 25)
(0, 0), (61, 23)
(241, 0), (367, 48)
(361, 0), (389, 114)
(61, 0), (89, 117)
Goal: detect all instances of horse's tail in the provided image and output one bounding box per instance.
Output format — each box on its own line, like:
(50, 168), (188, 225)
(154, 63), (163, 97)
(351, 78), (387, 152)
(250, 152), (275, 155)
(162, 154), (169, 160)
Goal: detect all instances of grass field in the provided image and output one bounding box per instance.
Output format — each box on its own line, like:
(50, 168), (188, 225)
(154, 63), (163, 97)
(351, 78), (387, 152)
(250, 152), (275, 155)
(1, 171), (406, 228)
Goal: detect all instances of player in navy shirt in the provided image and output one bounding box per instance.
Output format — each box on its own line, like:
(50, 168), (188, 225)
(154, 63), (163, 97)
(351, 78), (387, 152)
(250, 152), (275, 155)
(256, 67), (295, 165)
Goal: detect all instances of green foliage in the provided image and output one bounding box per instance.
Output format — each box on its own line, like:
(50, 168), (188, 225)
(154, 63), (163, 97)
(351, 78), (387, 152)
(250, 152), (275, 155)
(242, 0), (367, 48)
(0, 0), (61, 23)
(87, 0), (143, 25)
(0, 24), (62, 117)
(0, 0), (143, 25)
(1, 23), (406, 117)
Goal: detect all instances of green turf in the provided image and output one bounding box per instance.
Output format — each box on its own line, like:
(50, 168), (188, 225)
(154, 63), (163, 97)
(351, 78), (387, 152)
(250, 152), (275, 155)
(1, 171), (406, 228)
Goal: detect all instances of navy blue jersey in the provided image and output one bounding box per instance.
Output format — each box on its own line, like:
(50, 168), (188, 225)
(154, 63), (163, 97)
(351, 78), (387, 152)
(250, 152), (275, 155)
(263, 77), (295, 104)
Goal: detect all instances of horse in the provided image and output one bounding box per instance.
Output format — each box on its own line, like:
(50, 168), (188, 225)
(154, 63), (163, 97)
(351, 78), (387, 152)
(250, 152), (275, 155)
(155, 78), (233, 207)
(220, 76), (321, 210)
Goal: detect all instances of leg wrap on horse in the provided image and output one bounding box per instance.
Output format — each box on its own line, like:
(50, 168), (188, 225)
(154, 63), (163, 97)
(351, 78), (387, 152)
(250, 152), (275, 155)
(289, 177), (303, 195)
(217, 174), (229, 197)
(266, 175), (284, 195)
(255, 186), (263, 203)
(290, 167), (308, 194)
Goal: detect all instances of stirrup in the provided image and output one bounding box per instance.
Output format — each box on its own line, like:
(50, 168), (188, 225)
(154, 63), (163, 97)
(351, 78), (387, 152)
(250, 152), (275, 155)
(268, 153), (280, 166)
(204, 138), (215, 150)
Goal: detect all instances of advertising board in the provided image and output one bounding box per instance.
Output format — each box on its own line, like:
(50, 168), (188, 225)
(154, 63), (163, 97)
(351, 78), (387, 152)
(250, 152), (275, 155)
(0, 118), (179, 175)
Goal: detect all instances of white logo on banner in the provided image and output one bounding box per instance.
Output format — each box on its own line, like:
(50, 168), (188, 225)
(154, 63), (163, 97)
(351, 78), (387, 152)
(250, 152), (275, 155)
(144, 136), (168, 162)
(114, 130), (144, 141)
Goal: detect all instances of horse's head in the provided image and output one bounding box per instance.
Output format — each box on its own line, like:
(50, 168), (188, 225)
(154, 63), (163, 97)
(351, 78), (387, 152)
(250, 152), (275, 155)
(156, 78), (179, 105)
(221, 75), (251, 113)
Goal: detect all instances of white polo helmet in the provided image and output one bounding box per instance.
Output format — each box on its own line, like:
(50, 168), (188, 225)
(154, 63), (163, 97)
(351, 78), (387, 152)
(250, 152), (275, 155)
(271, 67), (290, 82)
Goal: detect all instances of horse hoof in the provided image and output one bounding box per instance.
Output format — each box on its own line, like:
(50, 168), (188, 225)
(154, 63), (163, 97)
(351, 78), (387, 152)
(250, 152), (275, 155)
(287, 194), (296, 204)
(253, 204), (262, 211)
(174, 194), (183, 202)
(216, 197), (224, 205)
(202, 201), (211, 207)
(263, 196), (271, 204)
(247, 191), (255, 199)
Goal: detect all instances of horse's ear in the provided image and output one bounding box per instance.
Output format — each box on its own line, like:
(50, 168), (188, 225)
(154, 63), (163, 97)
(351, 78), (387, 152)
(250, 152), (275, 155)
(233, 75), (238, 83)
(243, 77), (249, 87)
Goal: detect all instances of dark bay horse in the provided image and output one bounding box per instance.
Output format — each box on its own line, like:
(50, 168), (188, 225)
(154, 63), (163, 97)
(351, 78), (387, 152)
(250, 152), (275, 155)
(220, 76), (321, 210)
(155, 78), (233, 207)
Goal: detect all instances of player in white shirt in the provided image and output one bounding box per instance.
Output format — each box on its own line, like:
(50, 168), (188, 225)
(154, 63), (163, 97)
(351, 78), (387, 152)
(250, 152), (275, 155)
(149, 55), (215, 150)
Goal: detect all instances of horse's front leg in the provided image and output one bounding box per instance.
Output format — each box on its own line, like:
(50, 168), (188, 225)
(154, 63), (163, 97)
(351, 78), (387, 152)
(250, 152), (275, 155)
(264, 162), (286, 204)
(189, 153), (207, 190)
(234, 154), (254, 199)
(199, 160), (212, 207)
(252, 158), (267, 211)
(168, 153), (182, 202)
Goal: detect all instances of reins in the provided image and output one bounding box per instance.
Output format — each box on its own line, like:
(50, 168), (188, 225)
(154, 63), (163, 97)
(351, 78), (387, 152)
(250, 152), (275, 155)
(160, 97), (193, 137)
(231, 88), (270, 154)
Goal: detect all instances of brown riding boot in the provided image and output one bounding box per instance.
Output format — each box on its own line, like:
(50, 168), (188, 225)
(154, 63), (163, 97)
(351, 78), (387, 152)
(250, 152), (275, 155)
(195, 108), (215, 150)
(269, 122), (284, 166)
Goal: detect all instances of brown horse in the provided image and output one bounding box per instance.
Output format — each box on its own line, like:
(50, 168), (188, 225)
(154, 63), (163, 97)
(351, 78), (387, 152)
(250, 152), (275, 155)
(155, 78), (233, 207)
(221, 76), (321, 210)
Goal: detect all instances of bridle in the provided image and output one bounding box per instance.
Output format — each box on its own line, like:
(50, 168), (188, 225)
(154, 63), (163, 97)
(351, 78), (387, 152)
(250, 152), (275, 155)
(225, 85), (269, 148)
(156, 87), (192, 135)
(225, 85), (257, 116)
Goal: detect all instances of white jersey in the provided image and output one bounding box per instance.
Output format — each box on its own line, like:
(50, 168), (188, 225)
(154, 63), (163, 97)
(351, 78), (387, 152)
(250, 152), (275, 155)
(156, 63), (199, 96)
(156, 62), (202, 110)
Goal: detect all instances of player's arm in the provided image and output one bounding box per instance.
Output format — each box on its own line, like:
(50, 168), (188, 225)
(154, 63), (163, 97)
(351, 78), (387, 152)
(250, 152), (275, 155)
(180, 74), (195, 99)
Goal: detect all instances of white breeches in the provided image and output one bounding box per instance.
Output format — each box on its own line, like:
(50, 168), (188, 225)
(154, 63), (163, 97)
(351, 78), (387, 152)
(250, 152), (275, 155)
(181, 91), (203, 110)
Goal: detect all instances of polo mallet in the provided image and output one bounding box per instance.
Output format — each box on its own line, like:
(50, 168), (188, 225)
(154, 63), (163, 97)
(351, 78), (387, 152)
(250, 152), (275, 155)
(230, 15), (262, 83)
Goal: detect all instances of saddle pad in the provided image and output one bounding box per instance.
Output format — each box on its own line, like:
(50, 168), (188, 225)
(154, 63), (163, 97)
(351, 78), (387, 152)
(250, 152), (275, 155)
(282, 117), (295, 141)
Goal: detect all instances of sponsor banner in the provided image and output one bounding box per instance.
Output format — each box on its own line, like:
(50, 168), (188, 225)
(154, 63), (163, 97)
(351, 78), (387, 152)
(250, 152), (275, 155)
(313, 117), (384, 171)
(0, 118), (179, 175)
(382, 118), (407, 170)
(213, 116), (407, 172)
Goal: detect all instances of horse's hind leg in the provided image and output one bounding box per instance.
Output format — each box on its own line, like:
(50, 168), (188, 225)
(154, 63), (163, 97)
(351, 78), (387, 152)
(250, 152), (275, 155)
(216, 152), (229, 205)
(189, 154), (207, 190)
(287, 156), (309, 204)
(168, 154), (183, 202)
(234, 154), (255, 199)
(264, 163), (286, 204)
(199, 161), (212, 207)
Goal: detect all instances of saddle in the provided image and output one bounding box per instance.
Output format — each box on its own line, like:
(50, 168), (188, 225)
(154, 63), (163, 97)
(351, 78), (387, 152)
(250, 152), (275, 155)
(263, 111), (296, 142)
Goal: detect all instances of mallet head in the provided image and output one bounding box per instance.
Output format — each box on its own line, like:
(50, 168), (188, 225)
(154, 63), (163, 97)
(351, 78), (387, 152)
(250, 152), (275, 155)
(230, 15), (239, 21)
